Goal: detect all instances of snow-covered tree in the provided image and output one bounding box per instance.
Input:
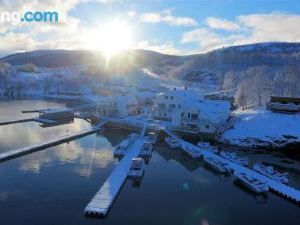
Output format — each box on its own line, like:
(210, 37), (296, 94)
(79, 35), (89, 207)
(283, 63), (300, 97)
(235, 80), (249, 110)
(19, 63), (37, 73)
(223, 70), (239, 90)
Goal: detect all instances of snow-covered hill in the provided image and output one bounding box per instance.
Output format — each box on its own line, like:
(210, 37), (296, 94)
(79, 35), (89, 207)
(1, 42), (300, 92)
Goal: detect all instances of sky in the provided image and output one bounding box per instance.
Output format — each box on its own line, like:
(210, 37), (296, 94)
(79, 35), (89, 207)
(1, 0), (300, 56)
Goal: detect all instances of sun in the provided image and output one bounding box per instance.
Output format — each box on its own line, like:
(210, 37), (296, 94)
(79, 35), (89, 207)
(86, 20), (133, 58)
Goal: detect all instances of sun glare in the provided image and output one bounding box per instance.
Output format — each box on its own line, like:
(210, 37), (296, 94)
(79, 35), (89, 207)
(86, 20), (133, 58)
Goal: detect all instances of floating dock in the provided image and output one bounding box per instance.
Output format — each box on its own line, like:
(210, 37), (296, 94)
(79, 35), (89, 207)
(84, 137), (146, 217)
(0, 121), (107, 163)
(0, 117), (57, 126)
(163, 128), (300, 203)
(0, 118), (34, 126)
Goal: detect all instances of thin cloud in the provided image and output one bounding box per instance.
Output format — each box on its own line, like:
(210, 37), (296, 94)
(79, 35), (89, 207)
(140, 10), (198, 27)
(182, 12), (300, 53)
(206, 17), (240, 31)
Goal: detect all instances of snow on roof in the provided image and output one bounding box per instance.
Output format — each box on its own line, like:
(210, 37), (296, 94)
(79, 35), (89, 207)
(195, 100), (231, 125)
(134, 91), (156, 99)
(157, 88), (203, 103)
(42, 108), (72, 114)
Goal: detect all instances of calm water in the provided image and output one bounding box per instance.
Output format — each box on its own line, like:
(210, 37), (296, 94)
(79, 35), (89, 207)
(0, 99), (299, 225)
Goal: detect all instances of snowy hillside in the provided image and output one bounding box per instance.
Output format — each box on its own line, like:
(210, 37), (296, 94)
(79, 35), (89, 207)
(1, 42), (300, 94)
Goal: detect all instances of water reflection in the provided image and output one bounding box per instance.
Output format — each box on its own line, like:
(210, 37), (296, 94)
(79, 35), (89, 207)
(17, 133), (118, 177)
(1, 99), (300, 225)
(155, 145), (202, 172)
(233, 180), (268, 204)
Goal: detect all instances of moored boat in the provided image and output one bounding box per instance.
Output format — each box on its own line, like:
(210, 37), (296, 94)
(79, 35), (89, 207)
(234, 171), (269, 193)
(204, 156), (231, 173)
(114, 139), (131, 157)
(197, 142), (218, 154)
(147, 132), (158, 144)
(253, 162), (289, 184)
(114, 133), (138, 157)
(139, 141), (153, 157)
(128, 157), (145, 178)
(220, 151), (249, 166)
(165, 137), (180, 148)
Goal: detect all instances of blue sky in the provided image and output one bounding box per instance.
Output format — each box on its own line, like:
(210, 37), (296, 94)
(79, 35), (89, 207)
(0, 0), (300, 56)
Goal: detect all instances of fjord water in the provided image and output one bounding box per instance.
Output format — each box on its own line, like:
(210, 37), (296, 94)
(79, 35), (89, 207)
(0, 99), (299, 225)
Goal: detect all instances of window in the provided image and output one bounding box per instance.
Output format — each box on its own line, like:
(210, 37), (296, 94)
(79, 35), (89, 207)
(178, 104), (181, 108)
(181, 112), (184, 118)
(191, 114), (198, 120)
(164, 113), (167, 117)
(189, 124), (197, 130)
(205, 124), (210, 129)
(170, 96), (174, 100)
(165, 96), (168, 100)
(158, 103), (165, 108)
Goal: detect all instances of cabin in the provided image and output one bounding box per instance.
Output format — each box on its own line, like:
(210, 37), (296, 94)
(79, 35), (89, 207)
(267, 96), (300, 113)
(39, 108), (74, 121)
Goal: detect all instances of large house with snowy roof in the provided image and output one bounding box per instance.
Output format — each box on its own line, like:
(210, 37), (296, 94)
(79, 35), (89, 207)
(153, 88), (231, 139)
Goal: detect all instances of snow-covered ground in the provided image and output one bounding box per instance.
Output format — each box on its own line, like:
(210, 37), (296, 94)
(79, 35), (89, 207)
(220, 109), (300, 148)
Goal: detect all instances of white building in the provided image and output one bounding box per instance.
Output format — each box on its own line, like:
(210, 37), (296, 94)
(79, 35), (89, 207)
(98, 95), (141, 117)
(153, 88), (231, 138)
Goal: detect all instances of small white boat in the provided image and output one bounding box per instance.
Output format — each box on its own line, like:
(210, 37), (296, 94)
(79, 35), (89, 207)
(128, 133), (139, 141)
(165, 137), (179, 148)
(114, 133), (139, 157)
(139, 141), (153, 157)
(197, 142), (218, 154)
(253, 162), (289, 184)
(114, 139), (131, 157)
(220, 151), (249, 166)
(204, 156), (231, 173)
(147, 132), (158, 144)
(128, 158), (145, 178)
(234, 171), (269, 193)
(182, 144), (202, 158)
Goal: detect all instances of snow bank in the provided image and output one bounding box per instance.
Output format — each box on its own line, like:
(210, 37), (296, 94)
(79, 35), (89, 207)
(220, 109), (300, 148)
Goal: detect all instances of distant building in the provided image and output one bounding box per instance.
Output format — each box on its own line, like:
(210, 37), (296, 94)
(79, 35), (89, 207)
(153, 88), (231, 139)
(98, 95), (142, 117)
(267, 96), (300, 113)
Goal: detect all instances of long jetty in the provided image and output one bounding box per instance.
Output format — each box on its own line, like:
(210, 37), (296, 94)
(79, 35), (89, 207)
(0, 121), (107, 163)
(163, 128), (300, 203)
(0, 117), (57, 126)
(84, 138), (145, 217)
(0, 118), (34, 126)
(84, 125), (149, 217)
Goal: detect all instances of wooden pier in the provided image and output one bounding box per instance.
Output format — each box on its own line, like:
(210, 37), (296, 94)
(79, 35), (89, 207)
(0, 121), (107, 163)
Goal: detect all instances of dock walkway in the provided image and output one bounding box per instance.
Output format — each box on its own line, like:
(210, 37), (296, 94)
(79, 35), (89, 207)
(84, 137), (145, 217)
(0, 118), (34, 126)
(163, 128), (300, 203)
(0, 121), (107, 163)
(84, 123), (149, 217)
